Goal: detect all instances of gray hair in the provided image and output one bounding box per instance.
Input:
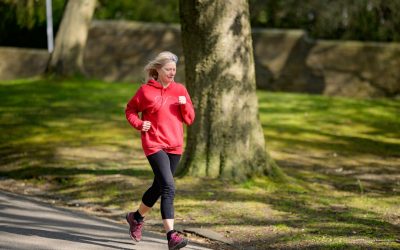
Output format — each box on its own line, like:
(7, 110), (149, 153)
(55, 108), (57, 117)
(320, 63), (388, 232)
(144, 51), (178, 81)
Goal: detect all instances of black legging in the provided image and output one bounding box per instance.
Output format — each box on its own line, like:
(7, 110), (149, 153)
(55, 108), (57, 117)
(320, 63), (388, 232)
(141, 150), (181, 219)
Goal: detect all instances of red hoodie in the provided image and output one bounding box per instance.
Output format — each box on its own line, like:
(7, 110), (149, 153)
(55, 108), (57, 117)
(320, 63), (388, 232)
(125, 79), (195, 156)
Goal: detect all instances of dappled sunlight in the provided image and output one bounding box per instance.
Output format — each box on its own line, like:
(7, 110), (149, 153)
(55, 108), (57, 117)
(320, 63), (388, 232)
(258, 90), (400, 199)
(1, 79), (399, 249)
(176, 174), (399, 248)
(56, 146), (134, 161)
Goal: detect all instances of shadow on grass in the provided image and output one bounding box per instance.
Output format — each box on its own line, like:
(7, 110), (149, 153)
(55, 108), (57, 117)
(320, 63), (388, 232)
(0, 78), (146, 171)
(257, 91), (400, 197)
(258, 92), (400, 142)
(276, 160), (399, 196)
(0, 78), (158, 214)
(177, 178), (400, 249)
(1, 79), (399, 249)
(0, 166), (152, 179)
(264, 123), (400, 157)
(0, 79), (137, 146)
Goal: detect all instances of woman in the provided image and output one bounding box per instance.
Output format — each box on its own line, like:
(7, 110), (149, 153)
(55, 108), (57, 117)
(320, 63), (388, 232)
(125, 51), (195, 250)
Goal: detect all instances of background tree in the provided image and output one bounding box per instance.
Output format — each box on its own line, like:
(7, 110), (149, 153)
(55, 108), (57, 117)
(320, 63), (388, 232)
(1, 0), (399, 49)
(47, 0), (96, 76)
(0, 0), (66, 48)
(249, 0), (400, 42)
(95, 0), (179, 23)
(178, 0), (280, 180)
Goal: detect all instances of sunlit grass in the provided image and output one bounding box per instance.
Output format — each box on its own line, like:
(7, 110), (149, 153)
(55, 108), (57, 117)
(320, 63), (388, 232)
(258, 91), (400, 158)
(0, 78), (399, 249)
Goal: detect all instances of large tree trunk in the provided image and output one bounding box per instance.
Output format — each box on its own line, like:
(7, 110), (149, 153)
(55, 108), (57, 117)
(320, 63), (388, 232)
(179, 0), (276, 180)
(47, 0), (96, 76)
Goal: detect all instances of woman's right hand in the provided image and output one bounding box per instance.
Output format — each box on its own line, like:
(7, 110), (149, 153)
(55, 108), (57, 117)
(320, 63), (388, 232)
(142, 121), (152, 132)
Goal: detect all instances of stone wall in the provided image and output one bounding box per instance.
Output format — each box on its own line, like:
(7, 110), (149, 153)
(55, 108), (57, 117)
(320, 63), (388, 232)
(1, 20), (399, 98)
(84, 21), (185, 83)
(0, 47), (49, 80)
(252, 29), (400, 97)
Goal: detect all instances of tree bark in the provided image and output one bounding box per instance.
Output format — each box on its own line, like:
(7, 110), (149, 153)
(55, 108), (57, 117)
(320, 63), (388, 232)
(179, 0), (277, 180)
(47, 0), (96, 76)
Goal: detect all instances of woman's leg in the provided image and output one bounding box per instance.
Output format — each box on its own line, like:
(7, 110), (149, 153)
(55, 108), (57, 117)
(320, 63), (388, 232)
(145, 151), (187, 247)
(167, 153), (181, 176)
(137, 202), (152, 217)
(147, 151), (176, 220)
(139, 177), (161, 217)
(127, 151), (181, 243)
(128, 180), (158, 227)
(162, 153), (187, 248)
(137, 152), (181, 219)
(162, 153), (181, 232)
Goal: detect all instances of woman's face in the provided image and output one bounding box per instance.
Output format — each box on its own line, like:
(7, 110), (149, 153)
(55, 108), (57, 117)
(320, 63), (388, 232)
(157, 61), (176, 84)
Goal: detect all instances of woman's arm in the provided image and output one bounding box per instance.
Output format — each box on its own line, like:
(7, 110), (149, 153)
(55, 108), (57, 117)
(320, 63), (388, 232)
(125, 87), (144, 130)
(179, 88), (195, 125)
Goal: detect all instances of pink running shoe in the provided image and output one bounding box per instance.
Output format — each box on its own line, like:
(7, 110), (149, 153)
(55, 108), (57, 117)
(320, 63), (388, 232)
(168, 231), (188, 250)
(126, 212), (144, 242)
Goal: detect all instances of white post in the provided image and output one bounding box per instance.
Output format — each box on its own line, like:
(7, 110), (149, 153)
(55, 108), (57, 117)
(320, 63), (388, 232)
(46, 0), (54, 53)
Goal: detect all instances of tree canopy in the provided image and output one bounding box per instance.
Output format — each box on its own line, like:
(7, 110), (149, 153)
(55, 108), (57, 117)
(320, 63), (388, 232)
(0, 0), (66, 48)
(249, 0), (400, 42)
(1, 0), (399, 49)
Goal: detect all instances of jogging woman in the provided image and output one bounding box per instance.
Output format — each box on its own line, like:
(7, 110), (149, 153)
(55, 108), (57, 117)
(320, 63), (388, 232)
(125, 51), (195, 250)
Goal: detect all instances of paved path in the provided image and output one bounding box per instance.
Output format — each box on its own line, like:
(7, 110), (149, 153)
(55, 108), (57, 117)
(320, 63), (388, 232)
(0, 190), (211, 250)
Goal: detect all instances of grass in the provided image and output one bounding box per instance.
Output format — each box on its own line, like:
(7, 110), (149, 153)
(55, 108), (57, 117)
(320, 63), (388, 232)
(0, 77), (399, 249)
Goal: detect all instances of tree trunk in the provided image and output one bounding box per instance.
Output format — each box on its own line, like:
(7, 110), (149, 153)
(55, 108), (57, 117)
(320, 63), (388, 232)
(47, 0), (96, 76)
(179, 0), (277, 180)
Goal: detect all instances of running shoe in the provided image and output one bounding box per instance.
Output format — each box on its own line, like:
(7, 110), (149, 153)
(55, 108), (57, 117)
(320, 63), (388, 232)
(168, 231), (188, 250)
(126, 212), (144, 242)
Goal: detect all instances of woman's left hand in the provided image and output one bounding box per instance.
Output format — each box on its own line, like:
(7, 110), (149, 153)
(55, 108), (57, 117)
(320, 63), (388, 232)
(178, 96), (186, 105)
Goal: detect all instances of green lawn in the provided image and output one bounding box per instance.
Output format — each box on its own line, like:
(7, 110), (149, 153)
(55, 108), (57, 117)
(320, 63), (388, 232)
(1, 78), (399, 249)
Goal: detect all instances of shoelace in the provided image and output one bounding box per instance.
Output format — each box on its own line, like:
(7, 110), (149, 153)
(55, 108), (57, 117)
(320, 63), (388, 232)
(170, 233), (182, 243)
(129, 218), (143, 232)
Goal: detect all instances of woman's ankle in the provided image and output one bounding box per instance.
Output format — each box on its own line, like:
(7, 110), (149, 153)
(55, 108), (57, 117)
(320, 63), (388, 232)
(133, 210), (144, 222)
(166, 229), (176, 240)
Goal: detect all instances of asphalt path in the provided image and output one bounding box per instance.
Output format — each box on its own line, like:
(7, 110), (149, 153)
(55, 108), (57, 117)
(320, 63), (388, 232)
(0, 190), (211, 250)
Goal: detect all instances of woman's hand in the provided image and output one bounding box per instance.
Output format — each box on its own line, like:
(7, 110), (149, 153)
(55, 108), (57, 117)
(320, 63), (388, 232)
(178, 96), (186, 105)
(142, 121), (151, 132)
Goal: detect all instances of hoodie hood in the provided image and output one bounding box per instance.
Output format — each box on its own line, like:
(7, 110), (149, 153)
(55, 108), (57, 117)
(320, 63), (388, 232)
(147, 79), (175, 89)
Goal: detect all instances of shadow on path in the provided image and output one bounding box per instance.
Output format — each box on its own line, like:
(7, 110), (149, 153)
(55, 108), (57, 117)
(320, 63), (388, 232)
(0, 190), (210, 250)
